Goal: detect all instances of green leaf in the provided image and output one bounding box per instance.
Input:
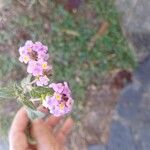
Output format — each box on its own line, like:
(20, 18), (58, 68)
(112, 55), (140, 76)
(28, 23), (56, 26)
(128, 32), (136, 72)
(21, 74), (32, 88)
(13, 83), (36, 110)
(14, 83), (23, 96)
(30, 87), (53, 98)
(20, 97), (36, 110)
(26, 107), (46, 120)
(0, 86), (16, 99)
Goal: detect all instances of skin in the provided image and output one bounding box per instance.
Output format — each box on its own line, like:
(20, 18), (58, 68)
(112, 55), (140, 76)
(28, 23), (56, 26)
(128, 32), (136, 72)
(9, 107), (74, 150)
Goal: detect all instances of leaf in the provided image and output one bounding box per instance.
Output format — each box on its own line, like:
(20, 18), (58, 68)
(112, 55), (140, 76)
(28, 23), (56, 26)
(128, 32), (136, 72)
(0, 86), (16, 99)
(30, 87), (53, 98)
(61, 29), (80, 37)
(88, 21), (109, 50)
(20, 97), (36, 110)
(21, 74), (32, 88)
(13, 83), (36, 110)
(14, 83), (23, 96)
(26, 107), (46, 120)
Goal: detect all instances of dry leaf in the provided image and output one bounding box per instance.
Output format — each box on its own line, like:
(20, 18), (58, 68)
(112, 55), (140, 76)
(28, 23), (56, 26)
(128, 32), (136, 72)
(61, 29), (80, 37)
(88, 21), (109, 50)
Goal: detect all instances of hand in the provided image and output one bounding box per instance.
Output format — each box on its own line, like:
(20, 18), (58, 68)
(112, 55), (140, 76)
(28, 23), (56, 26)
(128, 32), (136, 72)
(9, 107), (73, 150)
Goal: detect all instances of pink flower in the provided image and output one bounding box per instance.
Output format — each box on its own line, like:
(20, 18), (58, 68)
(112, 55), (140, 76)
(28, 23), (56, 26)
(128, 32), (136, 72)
(25, 40), (34, 47)
(49, 82), (71, 95)
(63, 82), (71, 95)
(43, 82), (74, 116)
(19, 47), (30, 64)
(38, 52), (49, 61)
(18, 40), (49, 63)
(32, 41), (48, 53)
(19, 41), (52, 86)
(49, 83), (64, 93)
(32, 42), (49, 61)
(27, 61), (43, 76)
(36, 75), (49, 86)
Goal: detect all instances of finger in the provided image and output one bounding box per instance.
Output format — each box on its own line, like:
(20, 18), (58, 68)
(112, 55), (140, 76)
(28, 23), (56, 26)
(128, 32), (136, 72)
(37, 105), (61, 129)
(9, 107), (29, 135)
(31, 119), (58, 150)
(45, 115), (61, 128)
(9, 107), (29, 150)
(9, 132), (29, 150)
(56, 117), (74, 144)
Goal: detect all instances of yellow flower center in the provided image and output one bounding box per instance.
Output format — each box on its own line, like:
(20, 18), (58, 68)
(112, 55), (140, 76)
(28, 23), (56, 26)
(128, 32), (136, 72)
(24, 56), (29, 63)
(55, 93), (61, 101)
(27, 47), (32, 52)
(42, 63), (48, 69)
(59, 103), (65, 110)
(41, 94), (46, 101)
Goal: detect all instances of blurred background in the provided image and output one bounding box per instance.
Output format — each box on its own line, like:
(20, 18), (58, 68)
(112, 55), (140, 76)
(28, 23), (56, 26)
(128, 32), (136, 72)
(0, 0), (150, 150)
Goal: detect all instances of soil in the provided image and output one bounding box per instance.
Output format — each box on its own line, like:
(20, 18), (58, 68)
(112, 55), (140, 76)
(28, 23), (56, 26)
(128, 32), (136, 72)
(66, 70), (124, 149)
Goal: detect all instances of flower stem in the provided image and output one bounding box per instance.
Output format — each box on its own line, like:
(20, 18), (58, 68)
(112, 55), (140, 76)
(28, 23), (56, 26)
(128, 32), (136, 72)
(30, 98), (41, 102)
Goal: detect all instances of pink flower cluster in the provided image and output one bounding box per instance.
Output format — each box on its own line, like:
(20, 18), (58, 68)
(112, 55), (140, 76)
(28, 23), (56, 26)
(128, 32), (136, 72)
(19, 41), (74, 116)
(19, 41), (52, 86)
(43, 82), (74, 116)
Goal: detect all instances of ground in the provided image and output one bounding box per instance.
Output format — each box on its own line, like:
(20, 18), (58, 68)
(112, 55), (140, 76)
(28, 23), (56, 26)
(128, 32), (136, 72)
(88, 0), (150, 149)
(0, 0), (136, 149)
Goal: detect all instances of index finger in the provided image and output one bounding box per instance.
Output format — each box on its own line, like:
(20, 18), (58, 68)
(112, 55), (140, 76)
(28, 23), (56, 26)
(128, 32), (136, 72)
(9, 107), (30, 150)
(9, 107), (29, 136)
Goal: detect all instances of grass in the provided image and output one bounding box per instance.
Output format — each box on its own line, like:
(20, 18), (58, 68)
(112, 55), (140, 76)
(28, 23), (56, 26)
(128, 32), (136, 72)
(0, 0), (136, 138)
(0, 114), (13, 139)
(0, 55), (18, 79)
